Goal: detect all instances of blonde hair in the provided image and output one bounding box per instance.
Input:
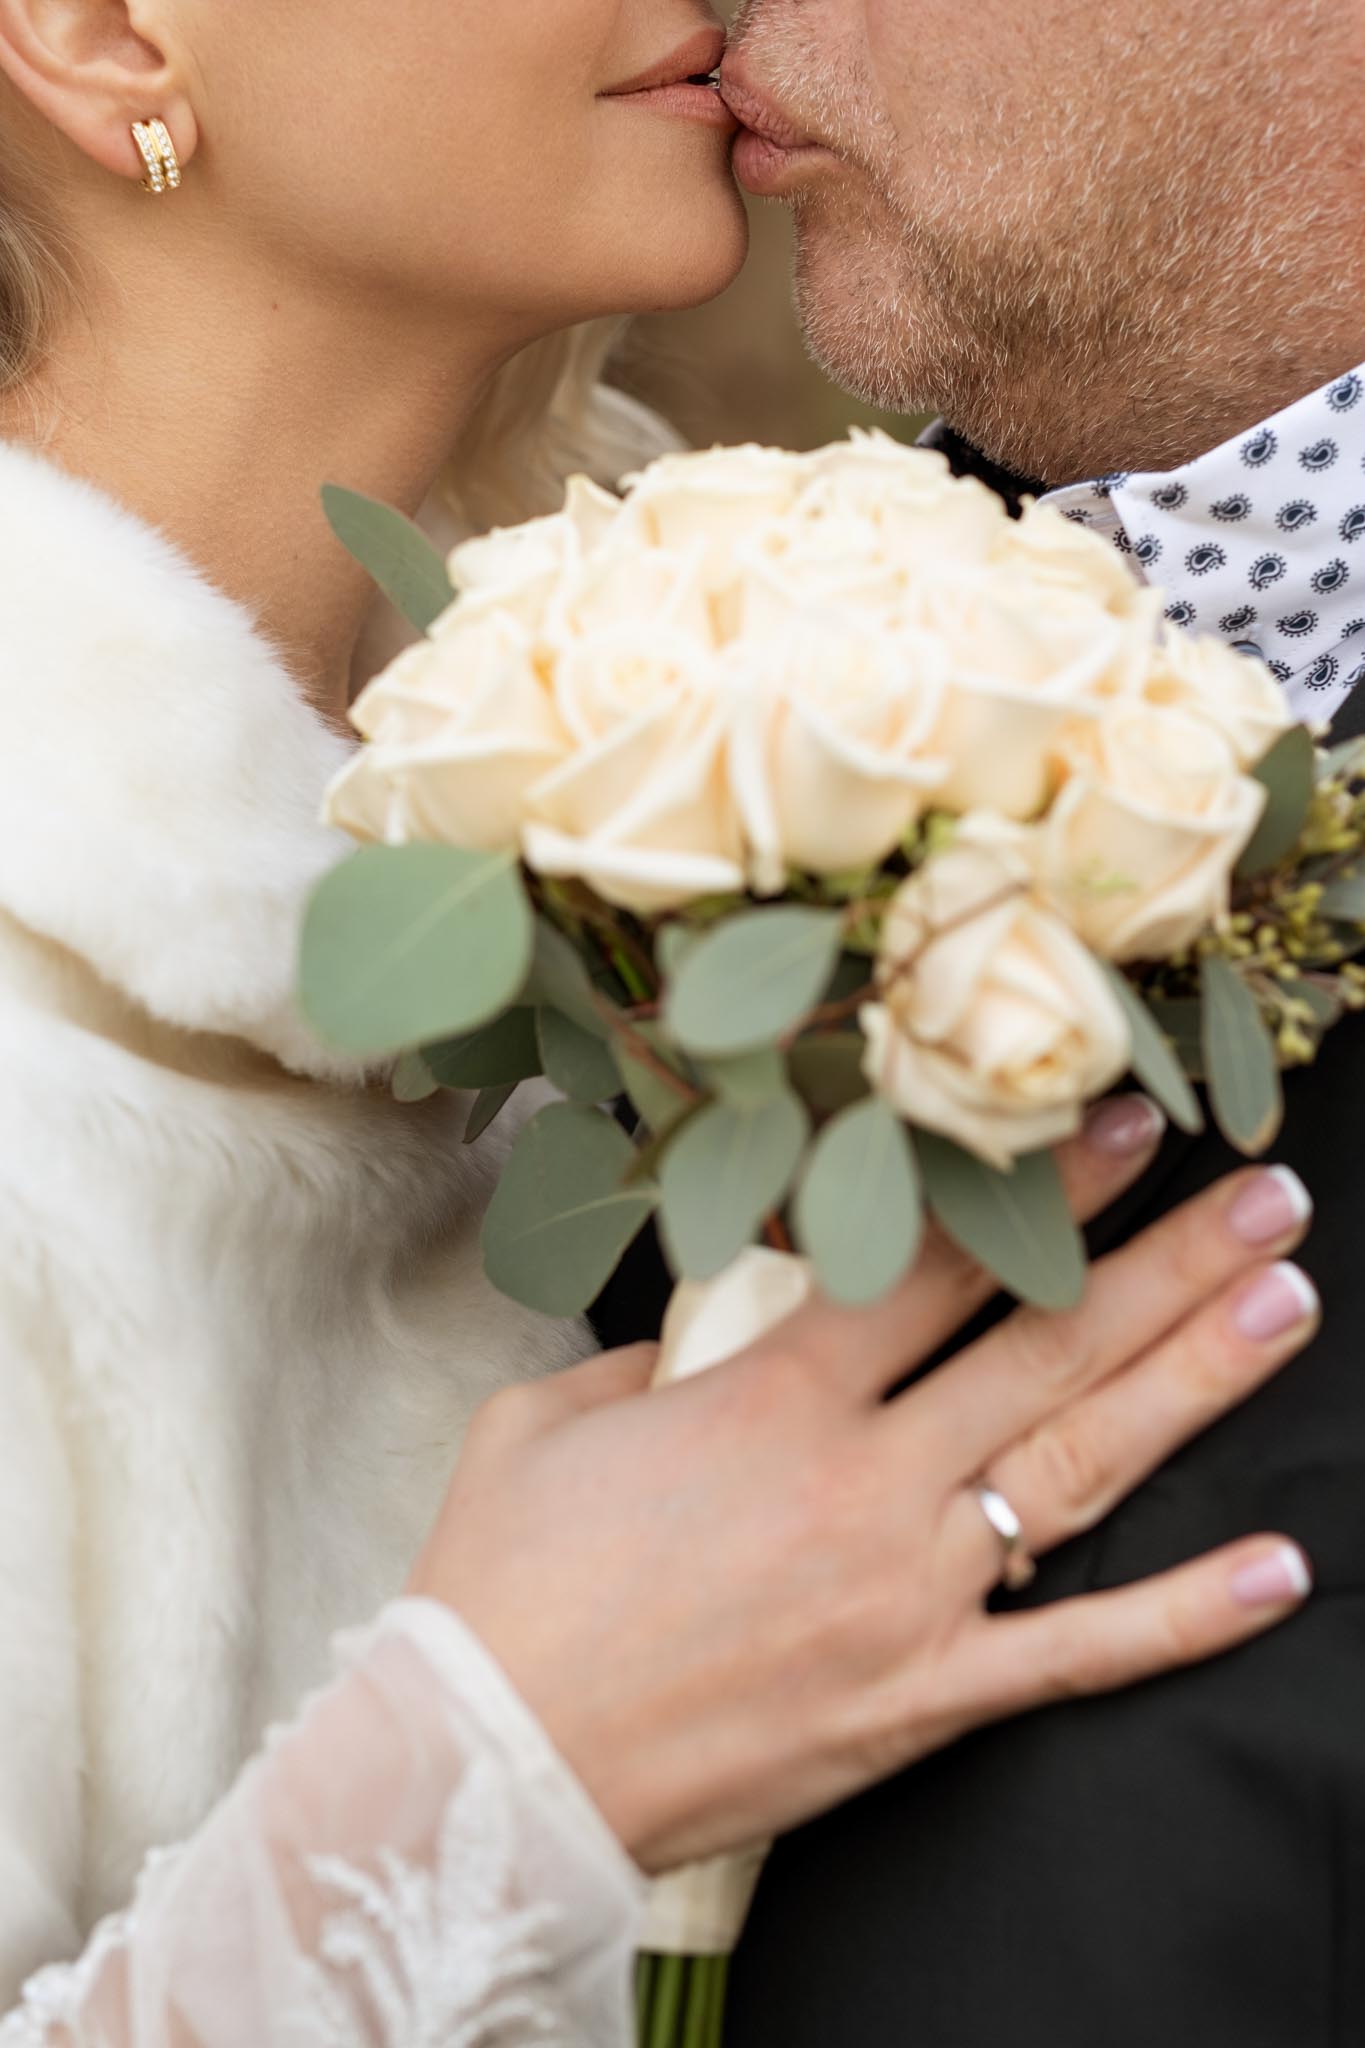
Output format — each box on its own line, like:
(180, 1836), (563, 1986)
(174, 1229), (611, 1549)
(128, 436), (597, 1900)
(443, 322), (683, 534)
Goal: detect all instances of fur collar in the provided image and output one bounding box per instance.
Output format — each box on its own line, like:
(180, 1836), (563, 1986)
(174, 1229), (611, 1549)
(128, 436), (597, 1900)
(0, 440), (371, 1081)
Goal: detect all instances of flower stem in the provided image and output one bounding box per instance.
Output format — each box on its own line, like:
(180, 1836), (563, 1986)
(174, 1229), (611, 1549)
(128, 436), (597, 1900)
(649, 1955), (686, 2048)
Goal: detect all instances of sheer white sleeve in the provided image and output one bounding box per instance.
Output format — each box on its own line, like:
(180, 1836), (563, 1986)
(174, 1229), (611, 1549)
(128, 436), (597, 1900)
(0, 1599), (645, 2048)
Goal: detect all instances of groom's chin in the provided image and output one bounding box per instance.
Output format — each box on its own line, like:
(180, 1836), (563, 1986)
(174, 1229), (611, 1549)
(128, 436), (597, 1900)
(788, 196), (935, 419)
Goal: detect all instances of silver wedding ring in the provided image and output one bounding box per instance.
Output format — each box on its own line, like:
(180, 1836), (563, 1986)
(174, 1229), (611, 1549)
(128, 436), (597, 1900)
(973, 1483), (1038, 1593)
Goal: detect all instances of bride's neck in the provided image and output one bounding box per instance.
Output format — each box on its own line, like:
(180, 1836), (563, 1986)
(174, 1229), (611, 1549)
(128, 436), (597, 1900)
(1, 240), (514, 727)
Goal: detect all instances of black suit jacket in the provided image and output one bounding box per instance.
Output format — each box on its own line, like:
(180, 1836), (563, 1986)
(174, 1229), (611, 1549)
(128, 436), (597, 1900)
(594, 442), (1365, 2047)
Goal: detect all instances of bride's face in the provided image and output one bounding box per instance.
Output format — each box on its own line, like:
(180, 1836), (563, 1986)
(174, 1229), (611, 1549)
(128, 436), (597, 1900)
(184, 0), (746, 330)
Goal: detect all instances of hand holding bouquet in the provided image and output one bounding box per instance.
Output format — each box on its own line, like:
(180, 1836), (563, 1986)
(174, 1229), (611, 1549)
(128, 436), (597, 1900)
(300, 434), (1365, 2041)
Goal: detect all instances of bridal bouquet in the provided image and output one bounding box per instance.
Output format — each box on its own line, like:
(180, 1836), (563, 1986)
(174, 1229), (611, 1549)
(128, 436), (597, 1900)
(299, 433), (1365, 2045)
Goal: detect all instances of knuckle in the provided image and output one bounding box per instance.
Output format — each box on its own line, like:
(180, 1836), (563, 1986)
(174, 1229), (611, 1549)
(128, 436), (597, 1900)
(1038, 1622), (1111, 1702)
(999, 1304), (1094, 1397)
(468, 1380), (545, 1447)
(720, 1342), (818, 1436)
(1171, 1316), (1250, 1405)
(1026, 1414), (1114, 1525)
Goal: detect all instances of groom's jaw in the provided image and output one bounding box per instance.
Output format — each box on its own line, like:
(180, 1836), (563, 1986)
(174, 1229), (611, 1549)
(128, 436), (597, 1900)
(729, 0), (1365, 488)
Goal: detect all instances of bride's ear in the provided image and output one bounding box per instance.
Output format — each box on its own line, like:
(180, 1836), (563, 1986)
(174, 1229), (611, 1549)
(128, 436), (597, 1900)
(0, 0), (197, 185)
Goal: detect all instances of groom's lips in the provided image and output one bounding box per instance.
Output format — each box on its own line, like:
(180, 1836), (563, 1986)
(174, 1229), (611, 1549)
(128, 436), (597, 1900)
(719, 67), (838, 194)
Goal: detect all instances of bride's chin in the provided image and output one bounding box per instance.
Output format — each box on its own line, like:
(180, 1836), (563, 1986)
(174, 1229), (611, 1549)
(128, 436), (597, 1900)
(617, 176), (750, 313)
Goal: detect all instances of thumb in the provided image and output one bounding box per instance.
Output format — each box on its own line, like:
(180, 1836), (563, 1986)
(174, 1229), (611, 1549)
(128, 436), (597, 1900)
(539, 1341), (661, 1418)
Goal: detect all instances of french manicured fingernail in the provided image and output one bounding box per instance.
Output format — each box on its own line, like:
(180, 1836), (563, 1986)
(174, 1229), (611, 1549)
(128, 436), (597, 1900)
(1233, 1262), (1319, 1342)
(1084, 1094), (1166, 1155)
(1227, 1166), (1313, 1246)
(1230, 1542), (1313, 1609)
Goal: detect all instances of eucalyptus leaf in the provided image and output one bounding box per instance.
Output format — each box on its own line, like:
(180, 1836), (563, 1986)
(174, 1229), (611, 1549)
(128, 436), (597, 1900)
(665, 907), (844, 1059)
(1235, 725), (1316, 879)
(463, 1082), (518, 1145)
(390, 1050), (438, 1104)
(916, 1134), (1086, 1310)
(320, 484), (456, 633)
(788, 1034), (872, 1114)
(1144, 996), (1207, 1080)
(425, 1008), (542, 1090)
(523, 918), (612, 1038)
(825, 953), (878, 1006)
(1200, 955), (1284, 1155)
(537, 1008), (621, 1103)
(699, 1046), (788, 1110)
(656, 924), (701, 984)
(794, 1098), (923, 1305)
(613, 1027), (695, 1135)
(481, 1103), (658, 1315)
(659, 1089), (810, 1281)
(1321, 736), (1365, 783)
(299, 846), (534, 1056)
(1317, 861), (1365, 923)
(654, 933), (699, 987)
(1100, 965), (1204, 1135)
(1281, 975), (1343, 1029)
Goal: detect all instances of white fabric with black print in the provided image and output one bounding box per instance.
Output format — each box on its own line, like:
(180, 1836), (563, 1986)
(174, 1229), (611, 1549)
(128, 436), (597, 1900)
(1044, 363), (1365, 726)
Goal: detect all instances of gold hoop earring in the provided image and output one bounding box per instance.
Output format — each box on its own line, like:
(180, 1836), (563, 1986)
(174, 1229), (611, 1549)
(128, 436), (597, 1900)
(132, 118), (182, 195)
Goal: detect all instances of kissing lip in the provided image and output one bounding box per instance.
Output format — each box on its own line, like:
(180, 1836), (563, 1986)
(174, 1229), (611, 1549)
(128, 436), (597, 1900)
(717, 67), (819, 152)
(602, 25), (728, 98)
(719, 61), (838, 192)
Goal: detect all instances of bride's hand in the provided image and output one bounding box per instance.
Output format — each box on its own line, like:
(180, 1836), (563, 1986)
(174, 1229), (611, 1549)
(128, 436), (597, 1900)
(408, 1100), (1317, 1873)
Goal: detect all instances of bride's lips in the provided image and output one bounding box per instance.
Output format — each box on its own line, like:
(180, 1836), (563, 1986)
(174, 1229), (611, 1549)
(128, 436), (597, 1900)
(719, 65), (839, 194)
(601, 26), (737, 131)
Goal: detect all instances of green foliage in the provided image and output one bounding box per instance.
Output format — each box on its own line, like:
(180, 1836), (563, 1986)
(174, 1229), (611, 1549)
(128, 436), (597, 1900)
(659, 1089), (810, 1280)
(1100, 965), (1203, 1134)
(523, 917), (613, 1038)
(1236, 726), (1316, 880)
(697, 1046), (788, 1110)
(787, 1033), (871, 1113)
(614, 1028), (695, 1135)
(425, 1008), (543, 1089)
(320, 484), (456, 633)
(299, 845), (534, 1056)
(1317, 861), (1365, 922)
(795, 1098), (923, 1305)
(1143, 996), (1206, 1080)
(463, 1083), (518, 1144)
(482, 1103), (658, 1314)
(916, 1135), (1086, 1310)
(1200, 955), (1284, 1154)
(655, 923), (702, 984)
(537, 1008), (621, 1103)
(665, 907), (844, 1058)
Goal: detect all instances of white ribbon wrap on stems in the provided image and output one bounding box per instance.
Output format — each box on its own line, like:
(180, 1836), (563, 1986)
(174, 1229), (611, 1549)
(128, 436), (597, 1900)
(640, 1245), (816, 1957)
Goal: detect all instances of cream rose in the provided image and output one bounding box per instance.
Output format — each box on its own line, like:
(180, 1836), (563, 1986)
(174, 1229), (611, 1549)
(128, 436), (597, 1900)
(915, 572), (1150, 818)
(803, 436), (1010, 571)
(728, 617), (949, 894)
(520, 624), (746, 913)
(619, 444), (811, 594)
(862, 817), (1130, 1169)
(446, 475), (622, 606)
(1038, 701), (1266, 962)
(323, 613), (568, 850)
(1002, 499), (1160, 619)
(1141, 628), (1293, 769)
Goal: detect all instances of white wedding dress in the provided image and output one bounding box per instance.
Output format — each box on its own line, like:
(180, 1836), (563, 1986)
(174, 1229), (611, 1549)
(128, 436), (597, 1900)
(0, 1601), (643, 2047)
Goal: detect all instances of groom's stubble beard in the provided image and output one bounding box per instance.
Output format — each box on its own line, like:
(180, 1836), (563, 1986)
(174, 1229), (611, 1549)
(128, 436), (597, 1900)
(732, 0), (1365, 484)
